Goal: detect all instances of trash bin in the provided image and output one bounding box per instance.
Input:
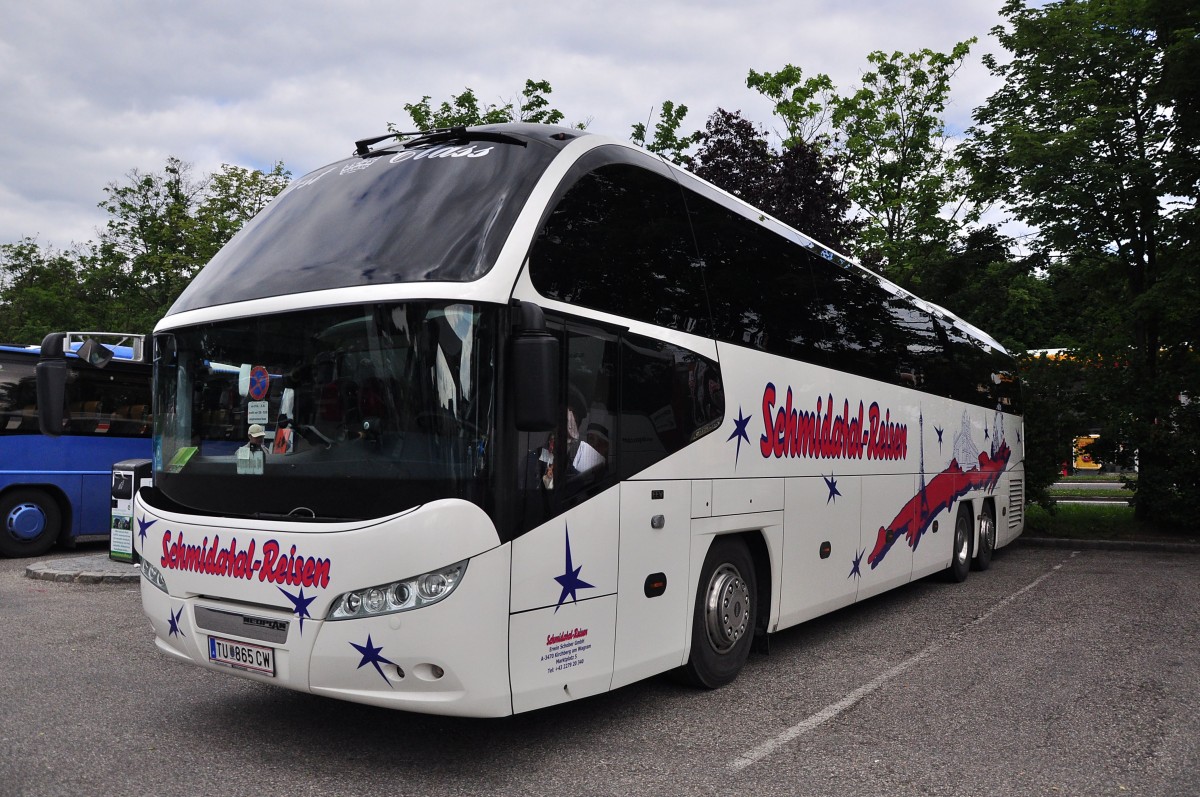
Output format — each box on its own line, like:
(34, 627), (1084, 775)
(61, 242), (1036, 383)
(111, 459), (152, 563)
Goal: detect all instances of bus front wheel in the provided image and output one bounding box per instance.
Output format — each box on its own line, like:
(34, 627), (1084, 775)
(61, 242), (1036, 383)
(680, 536), (756, 689)
(0, 489), (62, 558)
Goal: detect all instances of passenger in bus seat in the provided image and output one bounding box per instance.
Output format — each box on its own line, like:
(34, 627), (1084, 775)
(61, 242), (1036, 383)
(235, 423), (267, 475)
(543, 391), (605, 489)
(584, 422), (610, 466)
(689, 360), (724, 429)
(312, 352), (343, 434)
(357, 358), (389, 423)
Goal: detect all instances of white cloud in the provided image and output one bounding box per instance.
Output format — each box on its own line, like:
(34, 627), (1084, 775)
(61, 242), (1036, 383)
(1, 0), (1009, 249)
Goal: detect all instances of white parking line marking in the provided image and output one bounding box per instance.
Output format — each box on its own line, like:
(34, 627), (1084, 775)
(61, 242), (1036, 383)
(731, 552), (1079, 771)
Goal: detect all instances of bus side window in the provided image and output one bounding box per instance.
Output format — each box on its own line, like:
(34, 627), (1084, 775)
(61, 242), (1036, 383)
(683, 185), (829, 368)
(512, 319), (619, 532)
(529, 148), (707, 337)
(619, 332), (723, 480)
(0, 359), (39, 432)
(560, 323), (618, 498)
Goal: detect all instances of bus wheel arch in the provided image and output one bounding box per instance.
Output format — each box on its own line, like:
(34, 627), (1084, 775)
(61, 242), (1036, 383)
(0, 487), (65, 558)
(944, 502), (973, 583)
(972, 499), (997, 572)
(742, 530), (773, 646)
(680, 533), (761, 689)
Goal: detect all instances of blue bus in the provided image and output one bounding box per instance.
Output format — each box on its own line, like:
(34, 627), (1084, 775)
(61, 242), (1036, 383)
(0, 333), (152, 557)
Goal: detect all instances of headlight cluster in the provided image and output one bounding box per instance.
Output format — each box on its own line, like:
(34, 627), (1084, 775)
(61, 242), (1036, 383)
(327, 561), (467, 621)
(141, 558), (168, 593)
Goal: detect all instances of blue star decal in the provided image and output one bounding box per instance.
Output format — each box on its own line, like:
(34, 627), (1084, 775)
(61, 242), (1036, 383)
(823, 473), (841, 504)
(168, 606), (185, 638)
(350, 634), (395, 687)
(279, 586), (316, 635)
(137, 515), (156, 547)
(983, 425), (990, 440)
(554, 526), (595, 612)
(726, 406), (752, 466)
(934, 426), (944, 451)
(848, 549), (865, 580)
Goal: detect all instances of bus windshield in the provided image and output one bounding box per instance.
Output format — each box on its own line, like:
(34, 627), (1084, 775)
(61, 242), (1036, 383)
(153, 301), (497, 521)
(168, 136), (560, 314)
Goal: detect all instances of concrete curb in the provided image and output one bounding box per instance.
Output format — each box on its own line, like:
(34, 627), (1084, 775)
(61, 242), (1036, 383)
(25, 553), (141, 584)
(1017, 536), (1200, 555)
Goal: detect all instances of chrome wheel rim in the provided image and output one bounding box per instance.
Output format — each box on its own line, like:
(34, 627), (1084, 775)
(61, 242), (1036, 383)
(955, 518), (970, 567)
(703, 563), (750, 654)
(980, 513), (996, 556)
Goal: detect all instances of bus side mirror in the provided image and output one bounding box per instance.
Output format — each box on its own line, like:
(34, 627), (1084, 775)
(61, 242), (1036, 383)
(36, 333), (68, 437)
(509, 302), (559, 432)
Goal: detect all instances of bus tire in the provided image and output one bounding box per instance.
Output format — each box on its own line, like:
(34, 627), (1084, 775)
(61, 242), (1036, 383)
(973, 502), (996, 572)
(944, 504), (972, 583)
(680, 535), (756, 689)
(0, 488), (62, 558)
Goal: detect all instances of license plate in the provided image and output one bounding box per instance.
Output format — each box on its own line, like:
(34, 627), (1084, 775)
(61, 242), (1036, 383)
(208, 636), (275, 676)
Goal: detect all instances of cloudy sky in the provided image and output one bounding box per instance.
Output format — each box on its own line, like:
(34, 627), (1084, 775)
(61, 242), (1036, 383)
(1, 0), (1011, 251)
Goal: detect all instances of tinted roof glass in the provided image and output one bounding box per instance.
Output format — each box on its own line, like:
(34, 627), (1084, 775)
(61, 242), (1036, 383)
(170, 133), (563, 314)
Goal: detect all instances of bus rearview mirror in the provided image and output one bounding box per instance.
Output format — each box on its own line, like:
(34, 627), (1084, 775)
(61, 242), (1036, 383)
(510, 302), (559, 432)
(36, 333), (68, 437)
(510, 334), (559, 431)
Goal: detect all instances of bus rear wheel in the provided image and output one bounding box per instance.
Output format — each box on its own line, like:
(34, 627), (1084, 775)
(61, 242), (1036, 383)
(680, 536), (756, 689)
(944, 504), (972, 583)
(973, 503), (996, 572)
(0, 489), (62, 558)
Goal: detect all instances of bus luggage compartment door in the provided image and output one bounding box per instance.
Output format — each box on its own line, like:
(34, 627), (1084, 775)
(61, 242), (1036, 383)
(611, 480), (690, 689)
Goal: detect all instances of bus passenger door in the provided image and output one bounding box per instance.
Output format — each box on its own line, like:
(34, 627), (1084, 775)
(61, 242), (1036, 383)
(507, 318), (623, 713)
(508, 494), (620, 714)
(611, 480), (691, 689)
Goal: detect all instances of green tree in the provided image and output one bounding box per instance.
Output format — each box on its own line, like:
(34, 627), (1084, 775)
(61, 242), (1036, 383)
(193, 162), (290, 263)
(751, 42), (978, 287)
(630, 100), (702, 165)
(689, 108), (856, 248)
(398, 79), (576, 133)
(965, 0), (1200, 525)
(96, 157), (209, 330)
(831, 41), (978, 285)
(0, 158), (290, 341)
(0, 239), (94, 342)
(919, 226), (1056, 353)
(1019, 351), (1096, 505)
(745, 64), (836, 149)
(95, 157), (292, 333)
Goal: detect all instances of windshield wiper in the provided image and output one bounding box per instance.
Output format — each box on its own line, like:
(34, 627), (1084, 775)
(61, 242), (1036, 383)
(296, 424), (334, 449)
(354, 126), (527, 157)
(251, 510), (359, 523)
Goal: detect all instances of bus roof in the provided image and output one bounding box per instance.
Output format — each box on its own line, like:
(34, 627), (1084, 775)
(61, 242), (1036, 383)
(162, 122), (1008, 359)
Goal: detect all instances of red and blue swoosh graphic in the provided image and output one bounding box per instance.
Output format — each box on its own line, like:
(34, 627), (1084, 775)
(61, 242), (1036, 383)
(868, 439), (1011, 569)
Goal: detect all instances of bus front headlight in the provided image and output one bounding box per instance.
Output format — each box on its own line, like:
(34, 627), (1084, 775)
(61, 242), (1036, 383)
(327, 561), (467, 620)
(141, 558), (169, 593)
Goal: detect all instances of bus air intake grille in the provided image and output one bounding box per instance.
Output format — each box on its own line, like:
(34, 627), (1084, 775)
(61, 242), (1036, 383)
(194, 606), (290, 644)
(1008, 478), (1024, 529)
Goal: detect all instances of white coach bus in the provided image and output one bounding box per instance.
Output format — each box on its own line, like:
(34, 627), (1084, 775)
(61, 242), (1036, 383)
(108, 124), (1023, 716)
